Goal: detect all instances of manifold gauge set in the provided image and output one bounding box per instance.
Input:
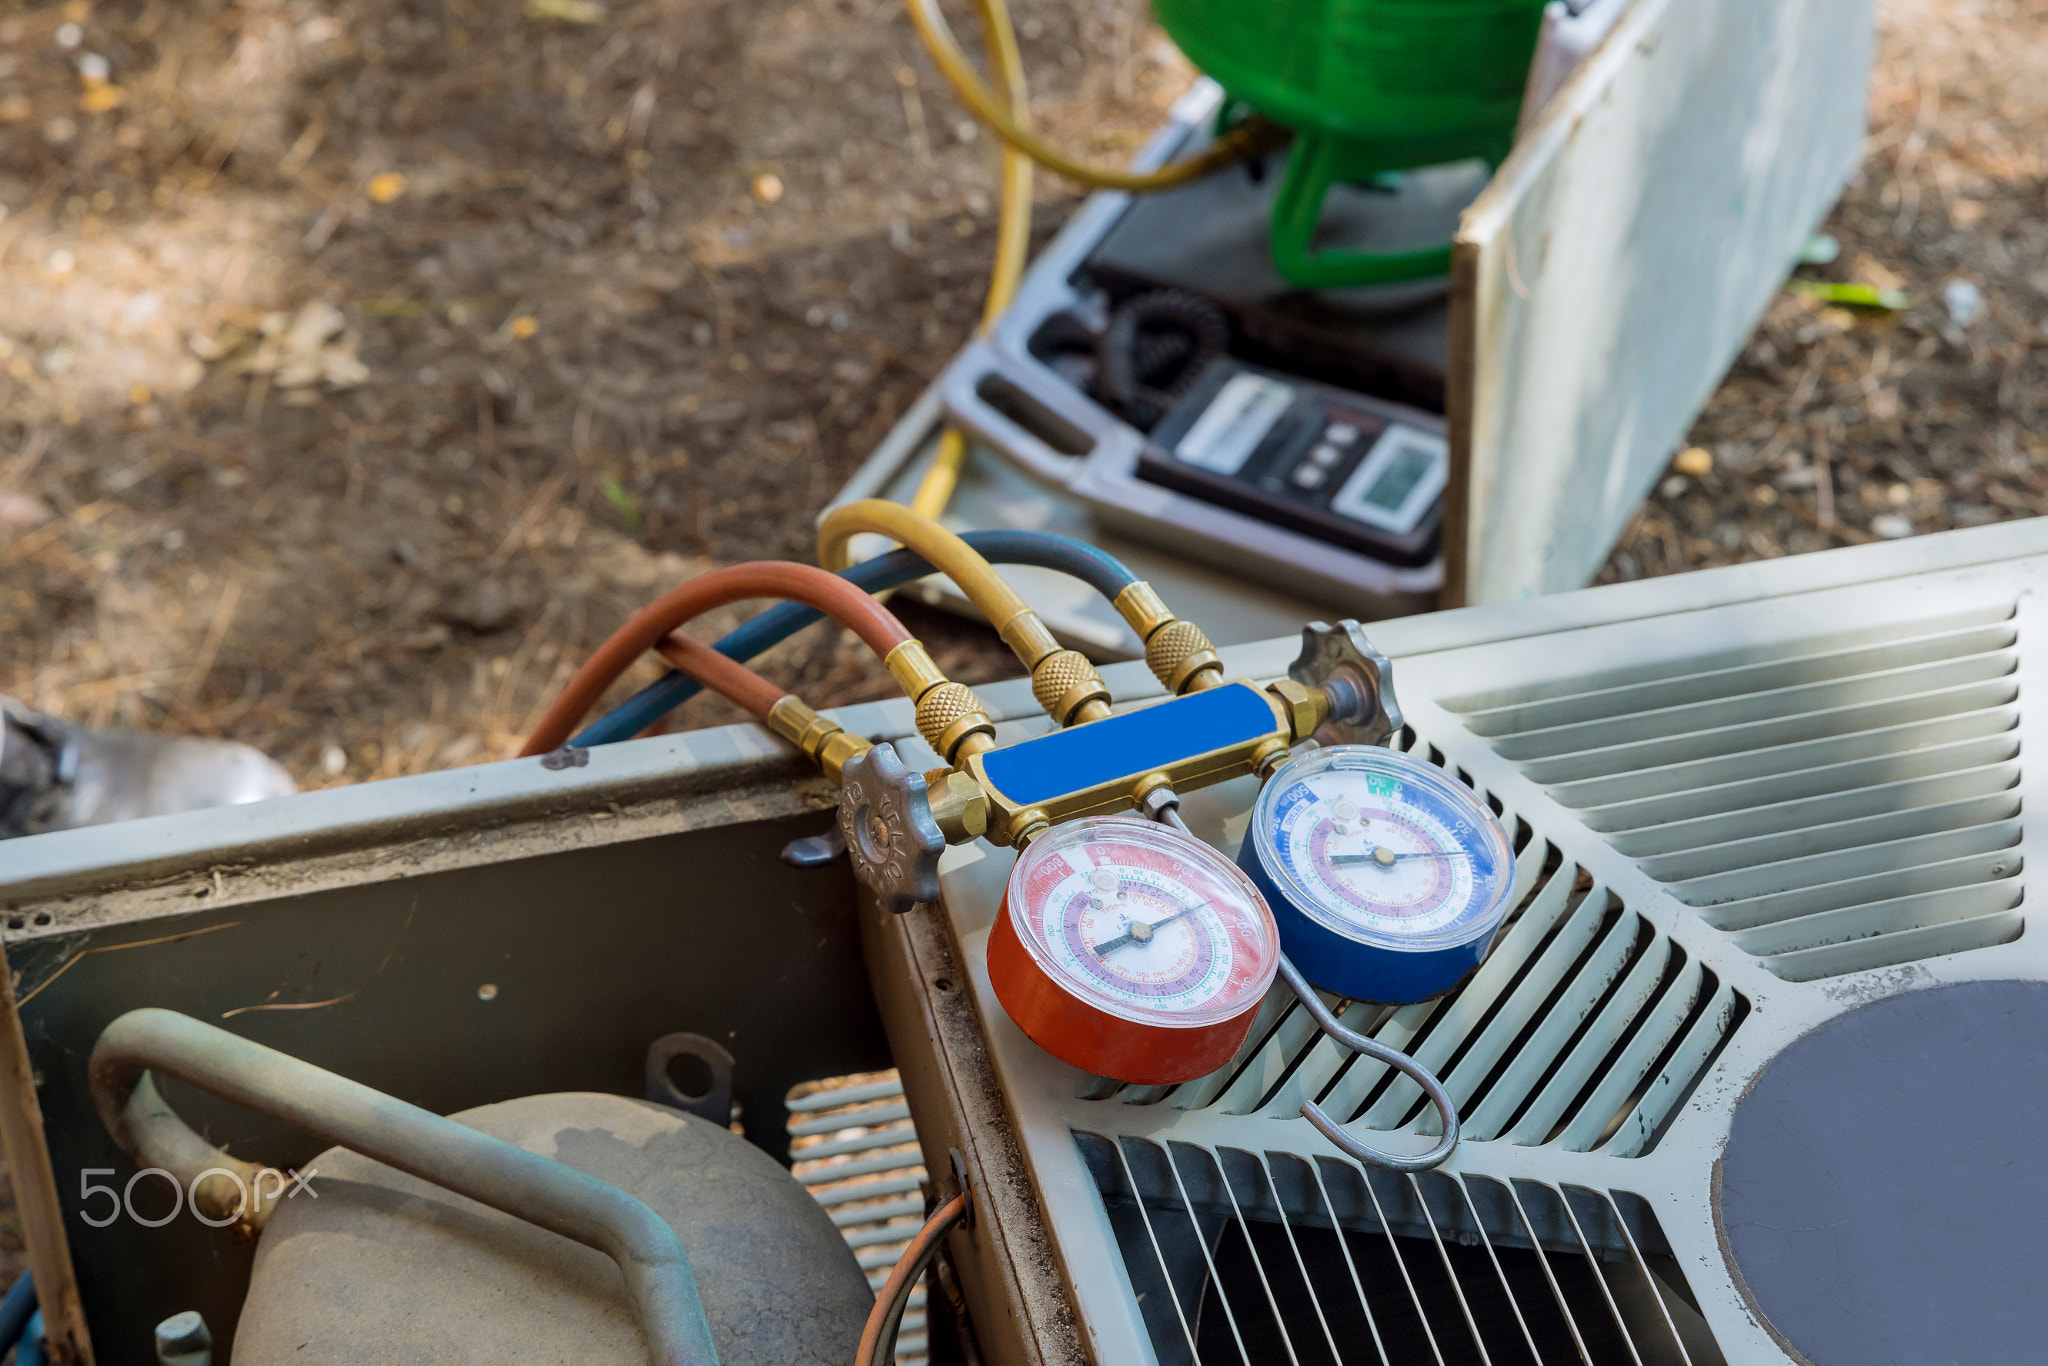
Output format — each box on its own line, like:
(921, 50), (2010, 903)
(838, 607), (1508, 1166)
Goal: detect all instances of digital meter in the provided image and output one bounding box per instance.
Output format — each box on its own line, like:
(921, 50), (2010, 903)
(989, 817), (1280, 1085)
(1242, 745), (1514, 1003)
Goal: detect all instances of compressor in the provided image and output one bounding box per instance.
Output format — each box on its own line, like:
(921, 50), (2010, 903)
(90, 1010), (871, 1365)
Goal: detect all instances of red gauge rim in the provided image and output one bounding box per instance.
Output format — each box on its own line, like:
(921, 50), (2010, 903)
(988, 818), (1277, 1085)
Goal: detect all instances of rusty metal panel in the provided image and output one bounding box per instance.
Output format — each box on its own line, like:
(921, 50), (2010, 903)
(0, 732), (889, 1364)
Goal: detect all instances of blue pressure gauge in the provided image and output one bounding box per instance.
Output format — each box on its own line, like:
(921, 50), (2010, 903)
(1240, 745), (1515, 1003)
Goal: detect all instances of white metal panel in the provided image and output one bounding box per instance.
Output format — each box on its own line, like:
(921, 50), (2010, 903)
(937, 523), (2048, 1366)
(1449, 0), (1875, 604)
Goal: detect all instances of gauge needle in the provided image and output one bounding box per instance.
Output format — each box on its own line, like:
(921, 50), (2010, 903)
(1329, 847), (1469, 866)
(1092, 904), (1204, 957)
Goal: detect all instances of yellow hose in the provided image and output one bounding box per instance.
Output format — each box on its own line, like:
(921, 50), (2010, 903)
(903, 0), (1279, 193)
(822, 499), (1032, 633)
(820, 500), (1117, 726)
(908, 0), (1032, 521)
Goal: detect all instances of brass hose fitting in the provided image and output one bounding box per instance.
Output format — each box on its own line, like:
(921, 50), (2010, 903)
(766, 696), (874, 784)
(924, 767), (991, 843)
(915, 681), (998, 766)
(1030, 648), (1112, 726)
(1264, 677), (1330, 744)
(1115, 582), (1225, 694)
(1002, 610), (1112, 726)
(884, 641), (996, 766)
(818, 501), (1110, 730)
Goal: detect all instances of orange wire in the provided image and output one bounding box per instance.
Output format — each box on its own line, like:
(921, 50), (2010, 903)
(520, 561), (915, 756)
(858, 1192), (969, 1366)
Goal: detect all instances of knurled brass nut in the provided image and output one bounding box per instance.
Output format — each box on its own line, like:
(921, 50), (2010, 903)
(1145, 619), (1223, 694)
(936, 710), (997, 765)
(915, 680), (978, 735)
(1032, 653), (1111, 726)
(1168, 648), (1223, 694)
(1030, 648), (1110, 725)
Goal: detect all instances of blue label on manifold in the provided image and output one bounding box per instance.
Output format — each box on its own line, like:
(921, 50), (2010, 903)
(979, 683), (1277, 806)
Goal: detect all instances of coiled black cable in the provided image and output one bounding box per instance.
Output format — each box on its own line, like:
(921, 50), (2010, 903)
(1095, 289), (1231, 429)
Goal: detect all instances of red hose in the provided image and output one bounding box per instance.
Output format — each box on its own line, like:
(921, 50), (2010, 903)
(520, 561), (915, 756)
(653, 630), (785, 722)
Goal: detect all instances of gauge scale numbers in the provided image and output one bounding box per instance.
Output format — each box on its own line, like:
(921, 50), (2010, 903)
(1040, 856), (1240, 1016)
(991, 818), (1278, 1085)
(1245, 746), (1514, 1004)
(1266, 777), (1482, 937)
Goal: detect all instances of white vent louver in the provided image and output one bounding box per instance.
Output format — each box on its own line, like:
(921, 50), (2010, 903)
(934, 528), (2047, 1366)
(1089, 735), (1745, 1162)
(789, 1074), (932, 1365)
(1443, 605), (2023, 980)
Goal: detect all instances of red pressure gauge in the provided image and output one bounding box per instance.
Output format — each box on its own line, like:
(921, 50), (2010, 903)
(988, 817), (1280, 1085)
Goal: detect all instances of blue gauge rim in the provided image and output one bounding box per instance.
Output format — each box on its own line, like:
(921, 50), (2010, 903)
(1248, 745), (1515, 954)
(1243, 846), (1492, 1002)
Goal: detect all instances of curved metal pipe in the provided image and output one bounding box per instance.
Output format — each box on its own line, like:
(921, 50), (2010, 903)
(1274, 956), (1460, 1173)
(89, 1009), (719, 1366)
(1151, 800), (1460, 1173)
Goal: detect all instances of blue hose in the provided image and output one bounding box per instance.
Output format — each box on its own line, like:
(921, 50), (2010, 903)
(573, 530), (1140, 747)
(0, 1271), (35, 1357)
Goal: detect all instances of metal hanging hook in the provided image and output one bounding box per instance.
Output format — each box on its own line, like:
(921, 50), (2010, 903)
(1147, 792), (1460, 1173)
(1274, 955), (1459, 1173)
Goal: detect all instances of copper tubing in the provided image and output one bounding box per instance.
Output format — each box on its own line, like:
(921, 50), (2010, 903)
(90, 1009), (718, 1366)
(521, 561), (916, 756)
(858, 1192), (969, 1366)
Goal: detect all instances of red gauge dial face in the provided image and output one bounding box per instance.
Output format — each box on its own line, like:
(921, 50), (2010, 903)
(1004, 817), (1278, 1029)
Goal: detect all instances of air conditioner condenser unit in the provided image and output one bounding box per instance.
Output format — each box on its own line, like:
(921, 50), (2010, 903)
(866, 518), (2048, 1366)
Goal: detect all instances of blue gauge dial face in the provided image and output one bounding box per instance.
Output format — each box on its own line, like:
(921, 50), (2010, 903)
(1254, 746), (1514, 952)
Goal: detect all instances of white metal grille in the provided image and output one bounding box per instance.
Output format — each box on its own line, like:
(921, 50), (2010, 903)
(923, 529), (2048, 1366)
(1079, 734), (1746, 1159)
(1444, 605), (2024, 980)
(1075, 1133), (1725, 1366)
